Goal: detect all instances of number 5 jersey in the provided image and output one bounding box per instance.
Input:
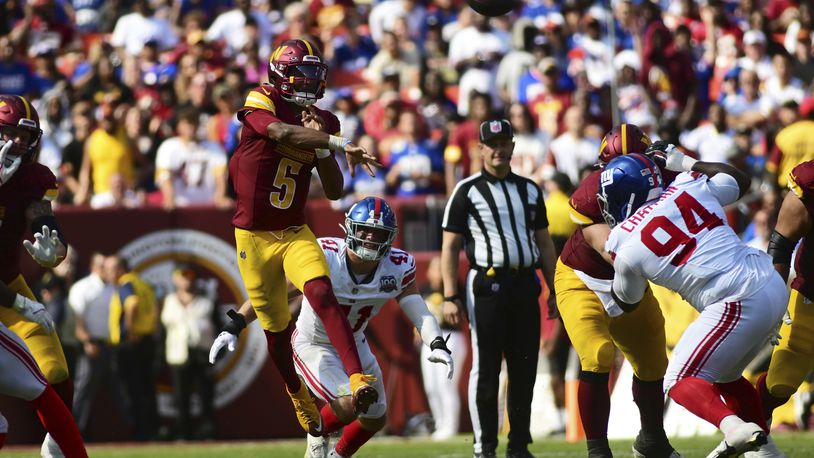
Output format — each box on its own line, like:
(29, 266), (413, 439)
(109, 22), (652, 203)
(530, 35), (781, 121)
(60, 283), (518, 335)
(606, 172), (776, 311)
(296, 238), (417, 343)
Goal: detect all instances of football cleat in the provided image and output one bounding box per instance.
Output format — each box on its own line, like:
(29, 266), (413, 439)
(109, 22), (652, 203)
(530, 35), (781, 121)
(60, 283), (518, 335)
(305, 433), (329, 458)
(632, 430), (682, 458)
(706, 422), (767, 458)
(287, 376), (323, 437)
(349, 373), (378, 414)
(743, 435), (786, 458)
(40, 433), (64, 458)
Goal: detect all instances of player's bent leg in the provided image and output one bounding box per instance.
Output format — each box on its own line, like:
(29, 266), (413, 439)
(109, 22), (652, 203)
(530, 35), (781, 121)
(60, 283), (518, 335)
(31, 385), (88, 458)
(762, 289), (814, 418)
(330, 414), (385, 458)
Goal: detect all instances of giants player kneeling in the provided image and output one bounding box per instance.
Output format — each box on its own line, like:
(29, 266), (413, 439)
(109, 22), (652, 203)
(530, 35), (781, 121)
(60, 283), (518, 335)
(599, 151), (787, 458)
(211, 197), (453, 457)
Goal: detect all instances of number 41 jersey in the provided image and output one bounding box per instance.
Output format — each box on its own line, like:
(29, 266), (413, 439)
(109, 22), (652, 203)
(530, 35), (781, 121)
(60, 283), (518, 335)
(605, 172), (775, 310)
(296, 237), (417, 344)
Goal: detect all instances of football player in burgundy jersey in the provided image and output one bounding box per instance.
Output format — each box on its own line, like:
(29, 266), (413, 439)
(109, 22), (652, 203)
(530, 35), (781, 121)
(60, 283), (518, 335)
(758, 159), (814, 432)
(554, 124), (679, 458)
(0, 94), (77, 457)
(222, 39), (381, 436)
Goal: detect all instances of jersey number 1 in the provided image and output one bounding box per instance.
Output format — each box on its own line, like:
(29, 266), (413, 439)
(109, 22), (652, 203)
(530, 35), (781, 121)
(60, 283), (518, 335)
(640, 192), (724, 266)
(269, 158), (302, 210)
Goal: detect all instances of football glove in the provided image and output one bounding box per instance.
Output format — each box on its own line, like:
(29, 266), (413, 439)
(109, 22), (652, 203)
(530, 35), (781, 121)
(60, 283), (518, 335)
(23, 226), (62, 267)
(12, 294), (55, 334)
(643, 141), (673, 169)
(428, 335), (454, 380)
(0, 140), (22, 187)
(208, 309), (246, 363)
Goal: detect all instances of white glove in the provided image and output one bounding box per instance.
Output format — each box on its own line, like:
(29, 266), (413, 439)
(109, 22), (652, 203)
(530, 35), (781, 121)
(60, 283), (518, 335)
(208, 331), (237, 364)
(664, 146), (698, 172)
(0, 140), (22, 186)
(23, 225), (61, 267)
(12, 294), (55, 334)
(428, 348), (454, 380)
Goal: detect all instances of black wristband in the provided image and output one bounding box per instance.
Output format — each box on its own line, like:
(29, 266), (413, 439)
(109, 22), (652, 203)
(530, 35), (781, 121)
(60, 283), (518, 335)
(430, 336), (451, 354)
(223, 309), (247, 336)
(443, 294), (460, 302)
(768, 230), (795, 265)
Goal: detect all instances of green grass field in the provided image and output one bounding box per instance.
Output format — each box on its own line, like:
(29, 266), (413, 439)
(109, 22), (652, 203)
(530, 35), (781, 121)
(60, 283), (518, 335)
(3, 432), (814, 457)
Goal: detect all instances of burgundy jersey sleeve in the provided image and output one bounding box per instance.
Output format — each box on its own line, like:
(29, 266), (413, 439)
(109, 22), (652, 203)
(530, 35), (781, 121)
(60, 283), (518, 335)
(789, 160), (814, 215)
(568, 170), (603, 225)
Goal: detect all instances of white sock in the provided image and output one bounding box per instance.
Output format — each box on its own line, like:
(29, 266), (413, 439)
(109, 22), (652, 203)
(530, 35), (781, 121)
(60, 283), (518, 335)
(719, 415), (745, 436)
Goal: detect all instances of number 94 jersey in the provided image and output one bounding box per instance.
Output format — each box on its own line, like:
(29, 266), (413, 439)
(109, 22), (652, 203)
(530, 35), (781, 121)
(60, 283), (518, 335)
(296, 237), (417, 344)
(606, 172), (775, 310)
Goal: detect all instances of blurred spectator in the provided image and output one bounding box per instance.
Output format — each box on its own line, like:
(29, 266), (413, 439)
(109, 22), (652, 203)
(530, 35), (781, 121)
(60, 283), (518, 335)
(106, 255), (159, 441)
(9, 0), (74, 60)
(0, 35), (37, 96)
(364, 31), (421, 91)
(70, 253), (117, 440)
(614, 50), (657, 132)
(385, 110), (444, 196)
(496, 20), (536, 104)
(272, 2), (316, 49)
(206, 0), (272, 58)
(59, 101), (94, 203)
(155, 107), (231, 209)
(110, 0), (178, 57)
(761, 52), (806, 116)
(507, 102), (550, 183)
(541, 171), (576, 255)
(546, 106), (599, 185)
(738, 30), (775, 82)
(90, 172), (145, 209)
(444, 91), (491, 194)
(744, 208), (773, 251)
(207, 84), (241, 148)
(75, 100), (137, 205)
(790, 27), (814, 82)
(330, 17), (378, 72)
(766, 98), (814, 189)
(161, 266), (216, 440)
(680, 102), (736, 163)
(722, 69), (765, 128)
(417, 71), (457, 138)
(526, 58), (572, 138)
(369, 0), (427, 45)
(419, 255), (466, 441)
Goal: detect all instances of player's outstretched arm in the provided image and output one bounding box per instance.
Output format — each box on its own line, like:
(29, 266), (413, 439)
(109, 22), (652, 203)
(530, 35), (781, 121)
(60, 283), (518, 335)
(0, 279), (55, 333)
(398, 283), (454, 380)
(653, 143), (751, 197)
(23, 200), (67, 268)
(769, 191), (811, 283)
(209, 300), (257, 363)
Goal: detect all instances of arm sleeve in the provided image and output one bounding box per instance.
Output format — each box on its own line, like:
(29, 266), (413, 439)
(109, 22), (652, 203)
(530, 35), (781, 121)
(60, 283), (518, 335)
(242, 109), (281, 137)
(399, 294), (443, 348)
(707, 173), (741, 206)
(442, 182), (469, 233)
(611, 255), (647, 305)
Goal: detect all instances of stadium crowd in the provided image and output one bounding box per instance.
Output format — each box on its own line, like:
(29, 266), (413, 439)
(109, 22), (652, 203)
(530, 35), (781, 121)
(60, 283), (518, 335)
(3, 0), (814, 446)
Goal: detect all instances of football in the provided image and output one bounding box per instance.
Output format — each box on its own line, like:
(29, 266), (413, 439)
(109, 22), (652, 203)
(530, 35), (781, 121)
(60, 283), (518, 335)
(465, 0), (516, 17)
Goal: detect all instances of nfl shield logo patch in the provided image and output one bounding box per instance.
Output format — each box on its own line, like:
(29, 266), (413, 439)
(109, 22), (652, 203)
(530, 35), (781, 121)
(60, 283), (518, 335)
(490, 121), (502, 133)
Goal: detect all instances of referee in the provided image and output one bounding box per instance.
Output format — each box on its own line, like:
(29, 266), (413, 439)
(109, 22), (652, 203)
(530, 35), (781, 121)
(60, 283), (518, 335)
(441, 119), (557, 458)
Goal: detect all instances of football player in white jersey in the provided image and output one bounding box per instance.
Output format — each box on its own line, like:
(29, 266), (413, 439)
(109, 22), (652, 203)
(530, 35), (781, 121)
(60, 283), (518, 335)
(210, 197), (454, 458)
(598, 150), (788, 458)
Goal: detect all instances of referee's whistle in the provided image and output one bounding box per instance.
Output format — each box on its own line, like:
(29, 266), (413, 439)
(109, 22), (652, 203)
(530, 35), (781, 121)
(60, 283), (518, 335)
(486, 267), (496, 277)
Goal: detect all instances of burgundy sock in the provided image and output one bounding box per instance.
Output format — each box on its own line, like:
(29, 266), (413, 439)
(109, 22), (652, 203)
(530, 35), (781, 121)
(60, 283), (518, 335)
(335, 420), (377, 457)
(669, 377), (734, 428)
(51, 378), (74, 410)
(0, 432), (5, 449)
(30, 385), (88, 458)
(264, 321), (301, 391)
(304, 277), (362, 375)
(632, 376), (666, 435)
(321, 404), (349, 435)
(716, 377), (768, 431)
(757, 372), (790, 422)
(577, 371), (610, 440)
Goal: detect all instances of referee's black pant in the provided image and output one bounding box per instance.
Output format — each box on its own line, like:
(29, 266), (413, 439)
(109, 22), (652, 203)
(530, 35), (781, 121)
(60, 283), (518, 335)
(466, 268), (541, 455)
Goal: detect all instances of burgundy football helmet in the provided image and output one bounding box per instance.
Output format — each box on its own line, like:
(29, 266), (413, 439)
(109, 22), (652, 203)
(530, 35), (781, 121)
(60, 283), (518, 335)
(267, 39), (328, 107)
(0, 95), (42, 164)
(598, 123), (651, 165)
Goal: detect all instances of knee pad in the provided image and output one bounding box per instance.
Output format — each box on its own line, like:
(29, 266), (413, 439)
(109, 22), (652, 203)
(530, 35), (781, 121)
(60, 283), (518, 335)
(591, 341), (616, 374)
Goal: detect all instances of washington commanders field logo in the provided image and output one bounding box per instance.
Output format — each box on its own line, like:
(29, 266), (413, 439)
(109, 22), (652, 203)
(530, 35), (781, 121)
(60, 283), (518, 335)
(119, 229), (268, 417)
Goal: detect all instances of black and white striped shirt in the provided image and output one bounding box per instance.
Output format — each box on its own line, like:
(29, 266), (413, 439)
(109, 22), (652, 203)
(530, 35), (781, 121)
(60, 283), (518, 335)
(442, 171), (548, 270)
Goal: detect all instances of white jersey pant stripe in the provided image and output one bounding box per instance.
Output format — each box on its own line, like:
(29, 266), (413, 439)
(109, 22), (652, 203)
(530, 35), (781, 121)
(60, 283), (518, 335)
(665, 275), (787, 392)
(675, 301), (741, 381)
(291, 329), (338, 401)
(0, 323), (47, 401)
